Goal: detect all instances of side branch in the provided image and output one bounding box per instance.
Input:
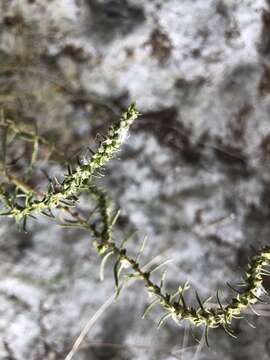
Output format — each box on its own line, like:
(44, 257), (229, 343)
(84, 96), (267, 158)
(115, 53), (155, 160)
(0, 104), (139, 223)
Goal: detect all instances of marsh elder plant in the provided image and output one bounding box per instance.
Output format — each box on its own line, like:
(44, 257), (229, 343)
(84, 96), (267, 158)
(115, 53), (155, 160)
(0, 104), (270, 345)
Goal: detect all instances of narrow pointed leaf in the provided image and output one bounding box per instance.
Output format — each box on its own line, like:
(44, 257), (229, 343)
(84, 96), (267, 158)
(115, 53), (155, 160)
(205, 326), (210, 347)
(100, 251), (114, 281)
(216, 289), (224, 311)
(113, 259), (120, 289)
(157, 313), (172, 329)
(120, 231), (136, 249)
(111, 209), (121, 227)
(142, 299), (159, 319)
(222, 325), (237, 338)
(195, 291), (205, 313)
(227, 282), (241, 294)
(136, 235), (148, 262)
(150, 259), (173, 274)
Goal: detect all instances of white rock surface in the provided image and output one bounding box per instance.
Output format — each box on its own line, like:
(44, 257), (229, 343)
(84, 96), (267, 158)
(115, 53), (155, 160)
(1, 0), (270, 359)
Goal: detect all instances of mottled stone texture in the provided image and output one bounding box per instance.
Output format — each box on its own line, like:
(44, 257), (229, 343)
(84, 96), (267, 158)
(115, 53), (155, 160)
(1, 0), (270, 359)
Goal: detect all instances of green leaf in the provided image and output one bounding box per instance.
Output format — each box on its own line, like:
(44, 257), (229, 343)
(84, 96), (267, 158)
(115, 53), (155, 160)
(0, 211), (12, 216)
(136, 235), (147, 262)
(41, 210), (55, 219)
(100, 251), (114, 281)
(113, 259), (120, 289)
(59, 223), (83, 229)
(63, 218), (80, 224)
(22, 216), (28, 233)
(6, 127), (16, 145)
(216, 289), (224, 311)
(204, 326), (210, 347)
(111, 209), (120, 227)
(149, 259), (173, 274)
(1, 127), (7, 170)
(195, 291), (205, 313)
(222, 324), (237, 338)
(160, 271), (166, 290)
(226, 282), (241, 294)
(178, 292), (187, 309)
(157, 313), (172, 329)
(30, 137), (39, 169)
(119, 230), (137, 249)
(142, 299), (159, 319)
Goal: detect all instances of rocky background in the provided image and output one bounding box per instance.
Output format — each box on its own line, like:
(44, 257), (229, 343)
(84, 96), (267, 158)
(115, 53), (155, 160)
(1, 0), (270, 359)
